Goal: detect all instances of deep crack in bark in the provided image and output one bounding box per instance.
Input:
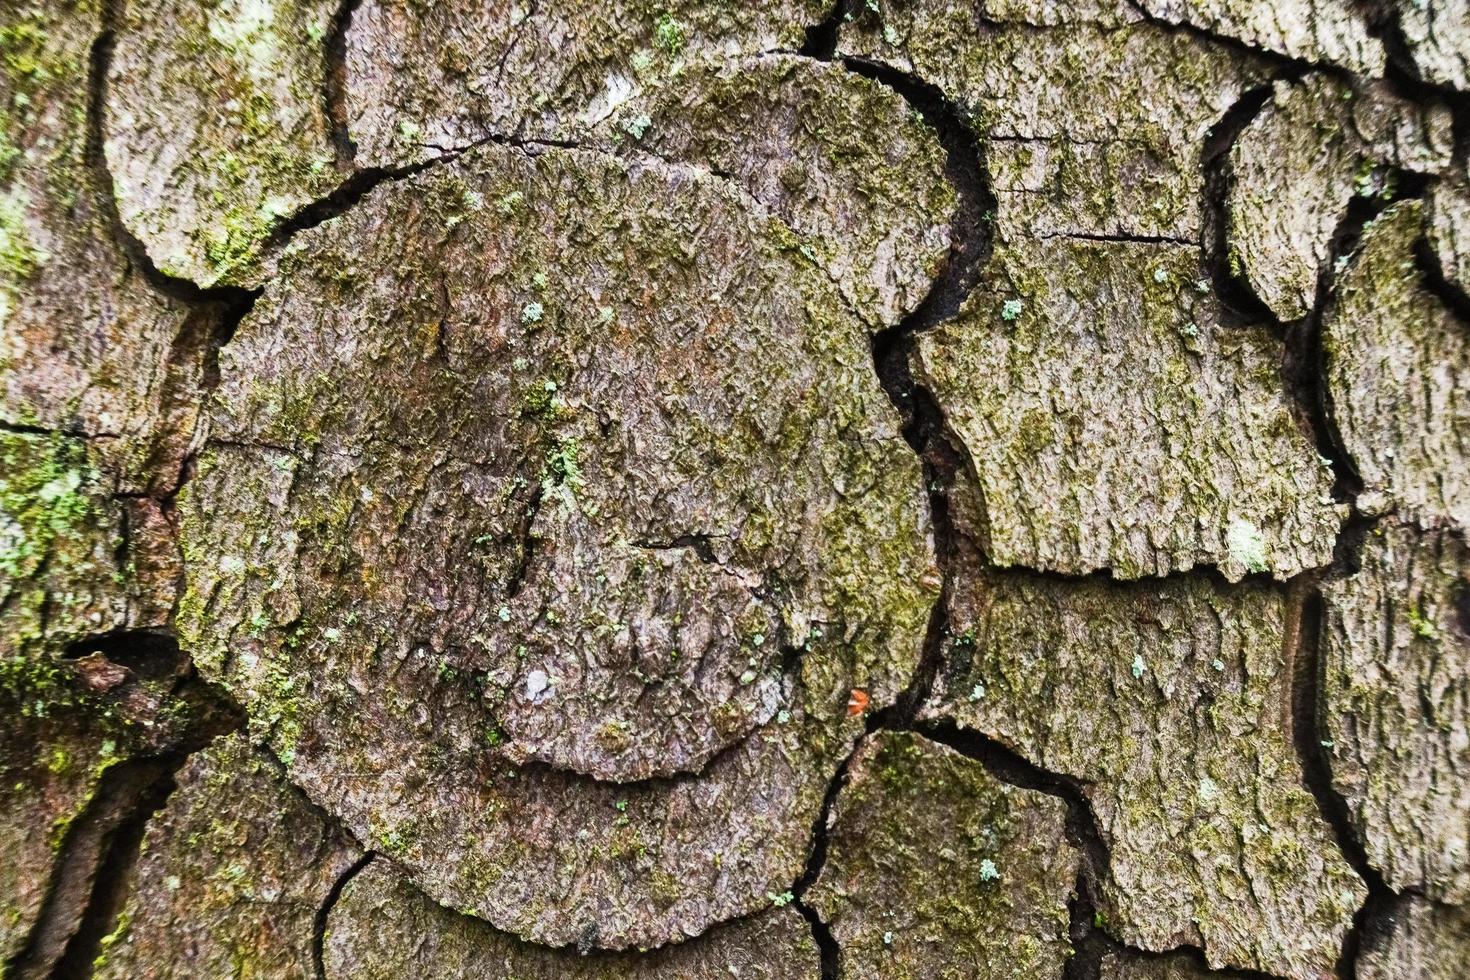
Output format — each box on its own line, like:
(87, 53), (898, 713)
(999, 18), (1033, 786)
(312, 852), (377, 980)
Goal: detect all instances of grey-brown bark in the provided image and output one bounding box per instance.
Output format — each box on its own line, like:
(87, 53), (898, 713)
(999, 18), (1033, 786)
(3, 0), (1469, 977)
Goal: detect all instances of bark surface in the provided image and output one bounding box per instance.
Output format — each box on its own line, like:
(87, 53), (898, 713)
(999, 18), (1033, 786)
(3, 0), (1469, 977)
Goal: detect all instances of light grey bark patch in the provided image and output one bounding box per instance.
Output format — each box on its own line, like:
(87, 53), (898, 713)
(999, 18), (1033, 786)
(179, 142), (936, 949)
(94, 733), (362, 979)
(1320, 522), (1470, 902)
(323, 862), (820, 978)
(920, 566), (1365, 978)
(589, 55), (954, 330)
(1357, 896), (1470, 979)
(806, 731), (1078, 980)
(914, 237), (1341, 581)
(1227, 75), (1454, 322)
(1324, 200), (1470, 528)
(840, 7), (1270, 241)
(343, 0), (826, 167)
(103, 0), (341, 287)
(1428, 178), (1470, 297)
(1395, 0), (1470, 92)
(1131, 0), (1385, 74)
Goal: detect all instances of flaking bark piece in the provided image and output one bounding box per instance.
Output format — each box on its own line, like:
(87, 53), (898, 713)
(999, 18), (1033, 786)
(344, 0), (826, 165)
(94, 733), (361, 979)
(1320, 522), (1470, 902)
(920, 567), (1365, 978)
(104, 0), (341, 287)
(323, 862), (819, 978)
(179, 142), (935, 949)
(1227, 75), (1454, 322)
(841, 7), (1269, 241)
(1357, 897), (1470, 979)
(914, 237), (1341, 581)
(1324, 200), (1470, 528)
(806, 731), (1079, 980)
(592, 55), (954, 330)
(1131, 0), (1385, 74)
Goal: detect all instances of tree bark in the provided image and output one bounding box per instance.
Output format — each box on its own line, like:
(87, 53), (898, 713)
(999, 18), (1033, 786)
(2, 0), (1468, 977)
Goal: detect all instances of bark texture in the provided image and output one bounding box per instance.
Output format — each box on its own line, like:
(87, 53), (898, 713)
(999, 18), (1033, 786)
(3, 0), (1470, 977)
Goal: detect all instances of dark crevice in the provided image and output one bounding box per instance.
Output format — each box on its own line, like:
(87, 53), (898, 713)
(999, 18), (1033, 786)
(1062, 871), (1105, 980)
(1414, 229), (1470, 321)
(911, 720), (1110, 886)
(312, 852), (376, 980)
(835, 53), (995, 729)
(841, 57), (995, 333)
(62, 628), (187, 683)
(324, 0), (364, 166)
(1201, 82), (1281, 328)
(1288, 581), (1396, 980)
(504, 483), (545, 599)
(1284, 178), (1428, 505)
(798, 0), (850, 61)
(262, 153), (471, 253)
(3, 758), (171, 980)
(793, 899), (840, 980)
(47, 760), (179, 980)
(1361, 0), (1470, 145)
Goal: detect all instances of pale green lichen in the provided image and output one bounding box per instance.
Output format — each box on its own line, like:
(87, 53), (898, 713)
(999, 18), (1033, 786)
(1227, 518), (1270, 574)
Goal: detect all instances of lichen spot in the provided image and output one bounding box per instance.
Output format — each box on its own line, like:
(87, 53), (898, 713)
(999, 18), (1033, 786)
(1226, 518), (1270, 574)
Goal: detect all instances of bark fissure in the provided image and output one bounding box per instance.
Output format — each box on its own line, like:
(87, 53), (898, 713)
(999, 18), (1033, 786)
(4, 756), (177, 980)
(311, 852), (377, 980)
(323, 0), (364, 166)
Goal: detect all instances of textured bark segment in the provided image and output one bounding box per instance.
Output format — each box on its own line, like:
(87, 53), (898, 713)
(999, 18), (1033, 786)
(915, 238), (1340, 581)
(94, 733), (361, 980)
(0, 656), (203, 969)
(1228, 75), (1454, 322)
(1325, 200), (1470, 528)
(324, 862), (819, 978)
(590, 55), (954, 330)
(807, 731), (1078, 980)
(1358, 897), (1470, 979)
(1131, 0), (1384, 74)
(345, 0), (824, 165)
(842, 7), (1268, 241)
(0, 433), (154, 657)
(104, 0), (340, 286)
(179, 142), (936, 949)
(1396, 0), (1470, 92)
(0, 0), (207, 499)
(921, 568), (1365, 978)
(1320, 522), (1470, 902)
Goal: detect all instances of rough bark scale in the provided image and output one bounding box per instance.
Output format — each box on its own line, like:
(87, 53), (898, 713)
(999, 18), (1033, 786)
(1321, 523), (1470, 903)
(3, 0), (1470, 976)
(807, 731), (1078, 979)
(920, 565), (1364, 976)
